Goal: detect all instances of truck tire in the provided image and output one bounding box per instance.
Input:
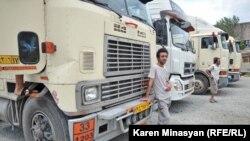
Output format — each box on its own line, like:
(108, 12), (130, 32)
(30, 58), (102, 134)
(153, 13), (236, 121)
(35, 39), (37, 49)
(193, 74), (209, 95)
(22, 96), (69, 141)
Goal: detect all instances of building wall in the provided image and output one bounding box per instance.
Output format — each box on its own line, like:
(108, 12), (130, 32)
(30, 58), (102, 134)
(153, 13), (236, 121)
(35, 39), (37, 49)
(235, 22), (250, 47)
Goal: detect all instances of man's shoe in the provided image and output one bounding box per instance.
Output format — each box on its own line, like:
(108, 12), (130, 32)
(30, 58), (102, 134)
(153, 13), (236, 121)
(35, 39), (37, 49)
(209, 99), (214, 103)
(212, 99), (217, 102)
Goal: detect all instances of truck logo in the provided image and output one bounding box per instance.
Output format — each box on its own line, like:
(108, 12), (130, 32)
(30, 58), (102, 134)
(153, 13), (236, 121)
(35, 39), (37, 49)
(138, 31), (146, 38)
(0, 55), (19, 64)
(114, 23), (126, 33)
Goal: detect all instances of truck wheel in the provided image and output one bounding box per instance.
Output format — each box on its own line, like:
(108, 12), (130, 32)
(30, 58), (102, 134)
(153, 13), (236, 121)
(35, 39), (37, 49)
(22, 96), (69, 141)
(194, 74), (209, 95)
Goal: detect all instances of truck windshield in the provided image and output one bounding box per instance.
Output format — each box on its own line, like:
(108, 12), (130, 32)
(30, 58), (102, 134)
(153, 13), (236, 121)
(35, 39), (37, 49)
(221, 35), (228, 49)
(95, 0), (151, 25)
(170, 21), (189, 51)
(235, 42), (241, 53)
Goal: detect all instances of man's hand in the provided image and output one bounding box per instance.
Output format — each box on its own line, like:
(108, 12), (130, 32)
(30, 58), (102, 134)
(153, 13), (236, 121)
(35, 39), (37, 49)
(210, 75), (214, 79)
(166, 83), (172, 91)
(140, 97), (153, 103)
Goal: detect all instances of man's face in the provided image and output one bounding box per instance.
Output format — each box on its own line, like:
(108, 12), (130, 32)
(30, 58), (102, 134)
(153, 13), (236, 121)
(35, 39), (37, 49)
(216, 59), (221, 65)
(158, 52), (168, 65)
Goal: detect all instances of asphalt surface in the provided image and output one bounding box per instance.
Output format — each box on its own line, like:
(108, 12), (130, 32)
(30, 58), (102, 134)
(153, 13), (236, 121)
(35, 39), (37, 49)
(0, 77), (250, 141)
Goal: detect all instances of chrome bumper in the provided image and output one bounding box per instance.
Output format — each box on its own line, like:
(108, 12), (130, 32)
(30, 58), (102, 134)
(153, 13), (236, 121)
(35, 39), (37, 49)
(68, 99), (153, 141)
(219, 77), (229, 88)
(228, 72), (240, 82)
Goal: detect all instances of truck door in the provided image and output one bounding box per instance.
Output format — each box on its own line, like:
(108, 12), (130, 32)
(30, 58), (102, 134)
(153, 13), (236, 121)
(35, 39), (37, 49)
(0, 0), (46, 75)
(219, 34), (229, 72)
(198, 36), (220, 69)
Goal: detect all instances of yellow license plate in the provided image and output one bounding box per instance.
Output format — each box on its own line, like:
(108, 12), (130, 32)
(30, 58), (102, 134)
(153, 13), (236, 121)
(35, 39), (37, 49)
(134, 102), (149, 114)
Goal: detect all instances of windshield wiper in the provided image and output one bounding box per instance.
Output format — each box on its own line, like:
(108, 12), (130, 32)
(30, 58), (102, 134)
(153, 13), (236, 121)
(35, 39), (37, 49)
(132, 15), (147, 23)
(132, 15), (154, 29)
(84, 0), (122, 19)
(175, 43), (188, 51)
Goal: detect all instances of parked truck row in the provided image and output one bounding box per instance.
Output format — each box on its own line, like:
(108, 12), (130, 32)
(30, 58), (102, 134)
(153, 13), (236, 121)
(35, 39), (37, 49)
(0, 0), (242, 141)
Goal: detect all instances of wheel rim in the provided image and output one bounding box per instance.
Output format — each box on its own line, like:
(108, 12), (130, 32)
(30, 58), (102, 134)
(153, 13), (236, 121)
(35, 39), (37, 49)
(31, 112), (55, 141)
(194, 79), (204, 92)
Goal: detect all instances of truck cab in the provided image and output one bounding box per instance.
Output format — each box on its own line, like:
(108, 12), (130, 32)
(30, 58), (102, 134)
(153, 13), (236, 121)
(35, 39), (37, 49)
(189, 17), (229, 94)
(0, 0), (156, 141)
(147, 0), (196, 101)
(227, 36), (242, 82)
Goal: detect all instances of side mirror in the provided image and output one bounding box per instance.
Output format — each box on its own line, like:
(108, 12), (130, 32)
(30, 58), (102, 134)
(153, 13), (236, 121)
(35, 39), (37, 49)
(224, 33), (229, 40)
(153, 19), (167, 45)
(213, 36), (218, 43)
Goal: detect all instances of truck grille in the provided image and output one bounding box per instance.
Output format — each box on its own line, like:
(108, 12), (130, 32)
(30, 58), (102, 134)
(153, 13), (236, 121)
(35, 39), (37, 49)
(104, 35), (150, 77)
(184, 62), (195, 75)
(101, 75), (149, 101)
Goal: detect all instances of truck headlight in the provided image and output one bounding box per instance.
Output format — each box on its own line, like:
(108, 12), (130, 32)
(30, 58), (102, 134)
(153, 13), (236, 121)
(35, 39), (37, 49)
(84, 87), (98, 102)
(173, 80), (183, 91)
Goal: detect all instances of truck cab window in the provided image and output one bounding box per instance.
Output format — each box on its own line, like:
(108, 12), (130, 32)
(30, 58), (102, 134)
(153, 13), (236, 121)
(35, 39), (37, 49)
(170, 20), (189, 50)
(95, 0), (128, 15)
(236, 42), (241, 53)
(18, 32), (40, 64)
(126, 0), (151, 25)
(201, 37), (214, 49)
(95, 0), (151, 25)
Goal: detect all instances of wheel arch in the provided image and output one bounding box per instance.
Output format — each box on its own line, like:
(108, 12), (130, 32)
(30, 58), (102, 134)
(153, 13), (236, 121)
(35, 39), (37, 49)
(21, 84), (70, 141)
(195, 70), (210, 87)
(19, 83), (65, 127)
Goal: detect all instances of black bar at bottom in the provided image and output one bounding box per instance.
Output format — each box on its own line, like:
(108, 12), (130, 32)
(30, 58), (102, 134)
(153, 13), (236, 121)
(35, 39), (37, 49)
(129, 125), (250, 141)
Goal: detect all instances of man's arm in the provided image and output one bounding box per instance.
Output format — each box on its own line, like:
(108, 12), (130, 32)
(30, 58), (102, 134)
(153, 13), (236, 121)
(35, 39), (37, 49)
(141, 66), (155, 101)
(145, 78), (154, 98)
(141, 78), (154, 101)
(206, 65), (214, 78)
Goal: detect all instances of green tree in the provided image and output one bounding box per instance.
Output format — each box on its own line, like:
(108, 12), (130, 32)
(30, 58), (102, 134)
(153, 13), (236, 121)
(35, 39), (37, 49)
(239, 41), (246, 50)
(215, 15), (240, 37)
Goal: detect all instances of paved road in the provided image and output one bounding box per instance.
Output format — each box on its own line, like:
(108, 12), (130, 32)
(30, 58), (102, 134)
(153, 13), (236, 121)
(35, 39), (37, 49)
(1, 77), (250, 141)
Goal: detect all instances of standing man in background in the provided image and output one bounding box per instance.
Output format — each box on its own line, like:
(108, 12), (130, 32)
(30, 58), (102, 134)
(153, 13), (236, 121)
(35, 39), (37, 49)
(206, 57), (221, 103)
(141, 48), (172, 125)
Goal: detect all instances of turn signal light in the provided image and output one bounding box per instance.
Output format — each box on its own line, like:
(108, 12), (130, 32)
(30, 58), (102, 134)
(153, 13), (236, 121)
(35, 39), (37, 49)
(219, 71), (228, 76)
(188, 26), (195, 32)
(233, 69), (240, 72)
(42, 42), (56, 54)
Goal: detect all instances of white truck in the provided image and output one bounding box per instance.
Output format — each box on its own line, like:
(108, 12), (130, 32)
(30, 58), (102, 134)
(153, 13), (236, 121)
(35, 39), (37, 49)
(227, 36), (242, 82)
(147, 0), (196, 100)
(189, 17), (229, 94)
(0, 0), (156, 141)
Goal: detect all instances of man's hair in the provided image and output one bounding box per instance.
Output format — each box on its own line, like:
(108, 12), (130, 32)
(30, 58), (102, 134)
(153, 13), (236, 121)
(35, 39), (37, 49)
(157, 48), (168, 58)
(214, 57), (220, 64)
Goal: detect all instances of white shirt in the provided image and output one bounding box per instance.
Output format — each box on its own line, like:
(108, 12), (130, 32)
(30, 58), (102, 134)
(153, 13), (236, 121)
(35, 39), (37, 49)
(208, 64), (220, 81)
(148, 65), (170, 100)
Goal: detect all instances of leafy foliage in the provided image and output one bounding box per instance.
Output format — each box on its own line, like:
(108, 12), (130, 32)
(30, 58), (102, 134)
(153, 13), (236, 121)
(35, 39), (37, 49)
(215, 15), (239, 37)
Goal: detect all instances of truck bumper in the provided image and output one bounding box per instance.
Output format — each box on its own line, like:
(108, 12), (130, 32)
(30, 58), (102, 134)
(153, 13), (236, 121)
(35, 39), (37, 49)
(228, 72), (240, 82)
(68, 99), (153, 141)
(218, 77), (229, 88)
(170, 75), (195, 101)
